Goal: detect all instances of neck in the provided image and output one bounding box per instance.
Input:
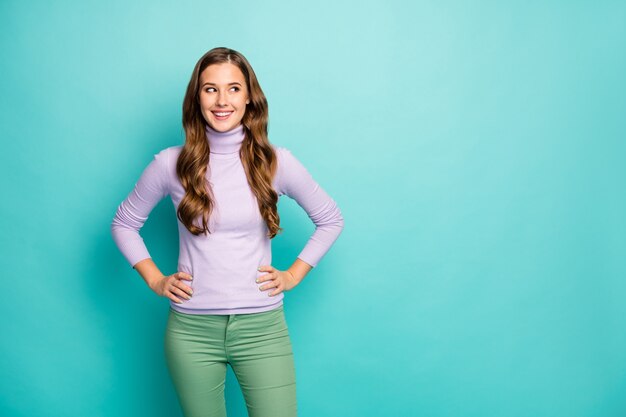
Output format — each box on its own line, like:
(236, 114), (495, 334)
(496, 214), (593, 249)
(205, 123), (245, 155)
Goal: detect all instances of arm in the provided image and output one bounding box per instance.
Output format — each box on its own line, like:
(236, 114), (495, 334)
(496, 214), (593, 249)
(133, 258), (166, 291)
(254, 147), (345, 297)
(277, 147), (345, 271)
(134, 257), (193, 302)
(111, 149), (193, 303)
(110, 148), (170, 271)
(287, 257), (313, 284)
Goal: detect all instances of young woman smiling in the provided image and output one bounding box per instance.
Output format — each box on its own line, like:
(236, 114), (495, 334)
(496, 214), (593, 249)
(111, 47), (344, 417)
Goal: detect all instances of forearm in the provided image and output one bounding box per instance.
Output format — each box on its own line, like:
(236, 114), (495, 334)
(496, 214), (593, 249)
(133, 258), (165, 290)
(288, 258), (313, 284)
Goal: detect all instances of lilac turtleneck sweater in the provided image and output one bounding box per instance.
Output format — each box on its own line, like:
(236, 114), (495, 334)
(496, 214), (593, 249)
(111, 123), (344, 315)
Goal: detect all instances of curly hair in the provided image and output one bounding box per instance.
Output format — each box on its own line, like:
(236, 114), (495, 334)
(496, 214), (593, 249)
(177, 47), (282, 238)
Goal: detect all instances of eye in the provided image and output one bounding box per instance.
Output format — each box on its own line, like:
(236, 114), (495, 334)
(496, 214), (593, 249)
(205, 87), (216, 93)
(230, 86), (240, 92)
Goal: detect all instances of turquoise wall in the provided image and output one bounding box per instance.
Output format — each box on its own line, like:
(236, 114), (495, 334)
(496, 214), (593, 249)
(1, 1), (624, 416)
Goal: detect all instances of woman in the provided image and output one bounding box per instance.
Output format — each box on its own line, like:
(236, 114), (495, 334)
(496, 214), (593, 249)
(110, 47), (344, 417)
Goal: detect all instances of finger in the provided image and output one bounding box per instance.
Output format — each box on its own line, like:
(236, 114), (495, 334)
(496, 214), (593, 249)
(177, 272), (193, 281)
(172, 276), (193, 295)
(168, 290), (183, 303)
(256, 270), (270, 283)
(269, 284), (283, 297)
(178, 283), (193, 295)
(169, 280), (191, 299)
(259, 279), (279, 291)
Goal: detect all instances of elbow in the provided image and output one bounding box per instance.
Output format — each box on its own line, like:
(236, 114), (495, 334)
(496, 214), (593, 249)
(332, 201), (345, 230)
(309, 200), (345, 236)
(110, 217), (125, 244)
(110, 218), (121, 239)
(110, 209), (141, 244)
(317, 206), (345, 236)
(110, 203), (144, 236)
(334, 210), (345, 234)
(110, 210), (126, 235)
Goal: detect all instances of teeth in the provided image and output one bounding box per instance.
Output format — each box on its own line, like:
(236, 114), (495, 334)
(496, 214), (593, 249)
(214, 112), (232, 116)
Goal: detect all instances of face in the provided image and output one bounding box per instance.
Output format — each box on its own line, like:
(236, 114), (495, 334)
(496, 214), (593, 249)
(198, 63), (250, 132)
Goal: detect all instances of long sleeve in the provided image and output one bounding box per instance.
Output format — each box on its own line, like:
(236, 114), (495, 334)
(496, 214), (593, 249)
(110, 148), (171, 268)
(275, 147), (345, 267)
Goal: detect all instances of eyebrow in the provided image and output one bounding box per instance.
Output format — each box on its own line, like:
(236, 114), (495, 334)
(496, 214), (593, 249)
(201, 82), (242, 87)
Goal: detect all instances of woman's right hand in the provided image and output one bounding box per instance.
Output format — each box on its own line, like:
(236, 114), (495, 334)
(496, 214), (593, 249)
(151, 272), (193, 303)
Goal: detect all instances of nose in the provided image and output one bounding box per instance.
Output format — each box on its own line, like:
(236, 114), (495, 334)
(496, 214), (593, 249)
(217, 90), (228, 107)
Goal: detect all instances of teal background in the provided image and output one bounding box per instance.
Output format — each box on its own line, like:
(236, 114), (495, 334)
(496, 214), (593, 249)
(1, 1), (624, 416)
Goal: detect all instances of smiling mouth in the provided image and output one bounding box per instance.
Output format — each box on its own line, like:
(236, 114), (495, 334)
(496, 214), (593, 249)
(212, 111), (233, 120)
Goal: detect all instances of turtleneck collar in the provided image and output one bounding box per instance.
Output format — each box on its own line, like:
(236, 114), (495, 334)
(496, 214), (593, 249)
(205, 123), (245, 156)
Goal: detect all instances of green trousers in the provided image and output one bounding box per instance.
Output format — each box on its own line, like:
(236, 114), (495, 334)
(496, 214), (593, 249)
(164, 304), (297, 417)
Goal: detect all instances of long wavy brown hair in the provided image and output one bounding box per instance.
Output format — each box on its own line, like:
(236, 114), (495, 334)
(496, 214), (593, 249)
(176, 47), (282, 238)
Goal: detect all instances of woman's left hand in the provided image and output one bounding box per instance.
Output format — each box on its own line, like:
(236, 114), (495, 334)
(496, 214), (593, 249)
(256, 265), (300, 297)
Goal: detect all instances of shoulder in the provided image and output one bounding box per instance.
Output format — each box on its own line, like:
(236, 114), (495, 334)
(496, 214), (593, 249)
(271, 145), (293, 195)
(146, 146), (182, 188)
(272, 144), (300, 169)
(272, 144), (290, 158)
(272, 145), (302, 177)
(158, 145), (183, 158)
(271, 144), (316, 195)
(152, 145), (182, 166)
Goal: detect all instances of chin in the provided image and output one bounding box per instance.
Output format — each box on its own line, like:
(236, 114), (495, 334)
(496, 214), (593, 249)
(214, 122), (238, 132)
(205, 114), (243, 132)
